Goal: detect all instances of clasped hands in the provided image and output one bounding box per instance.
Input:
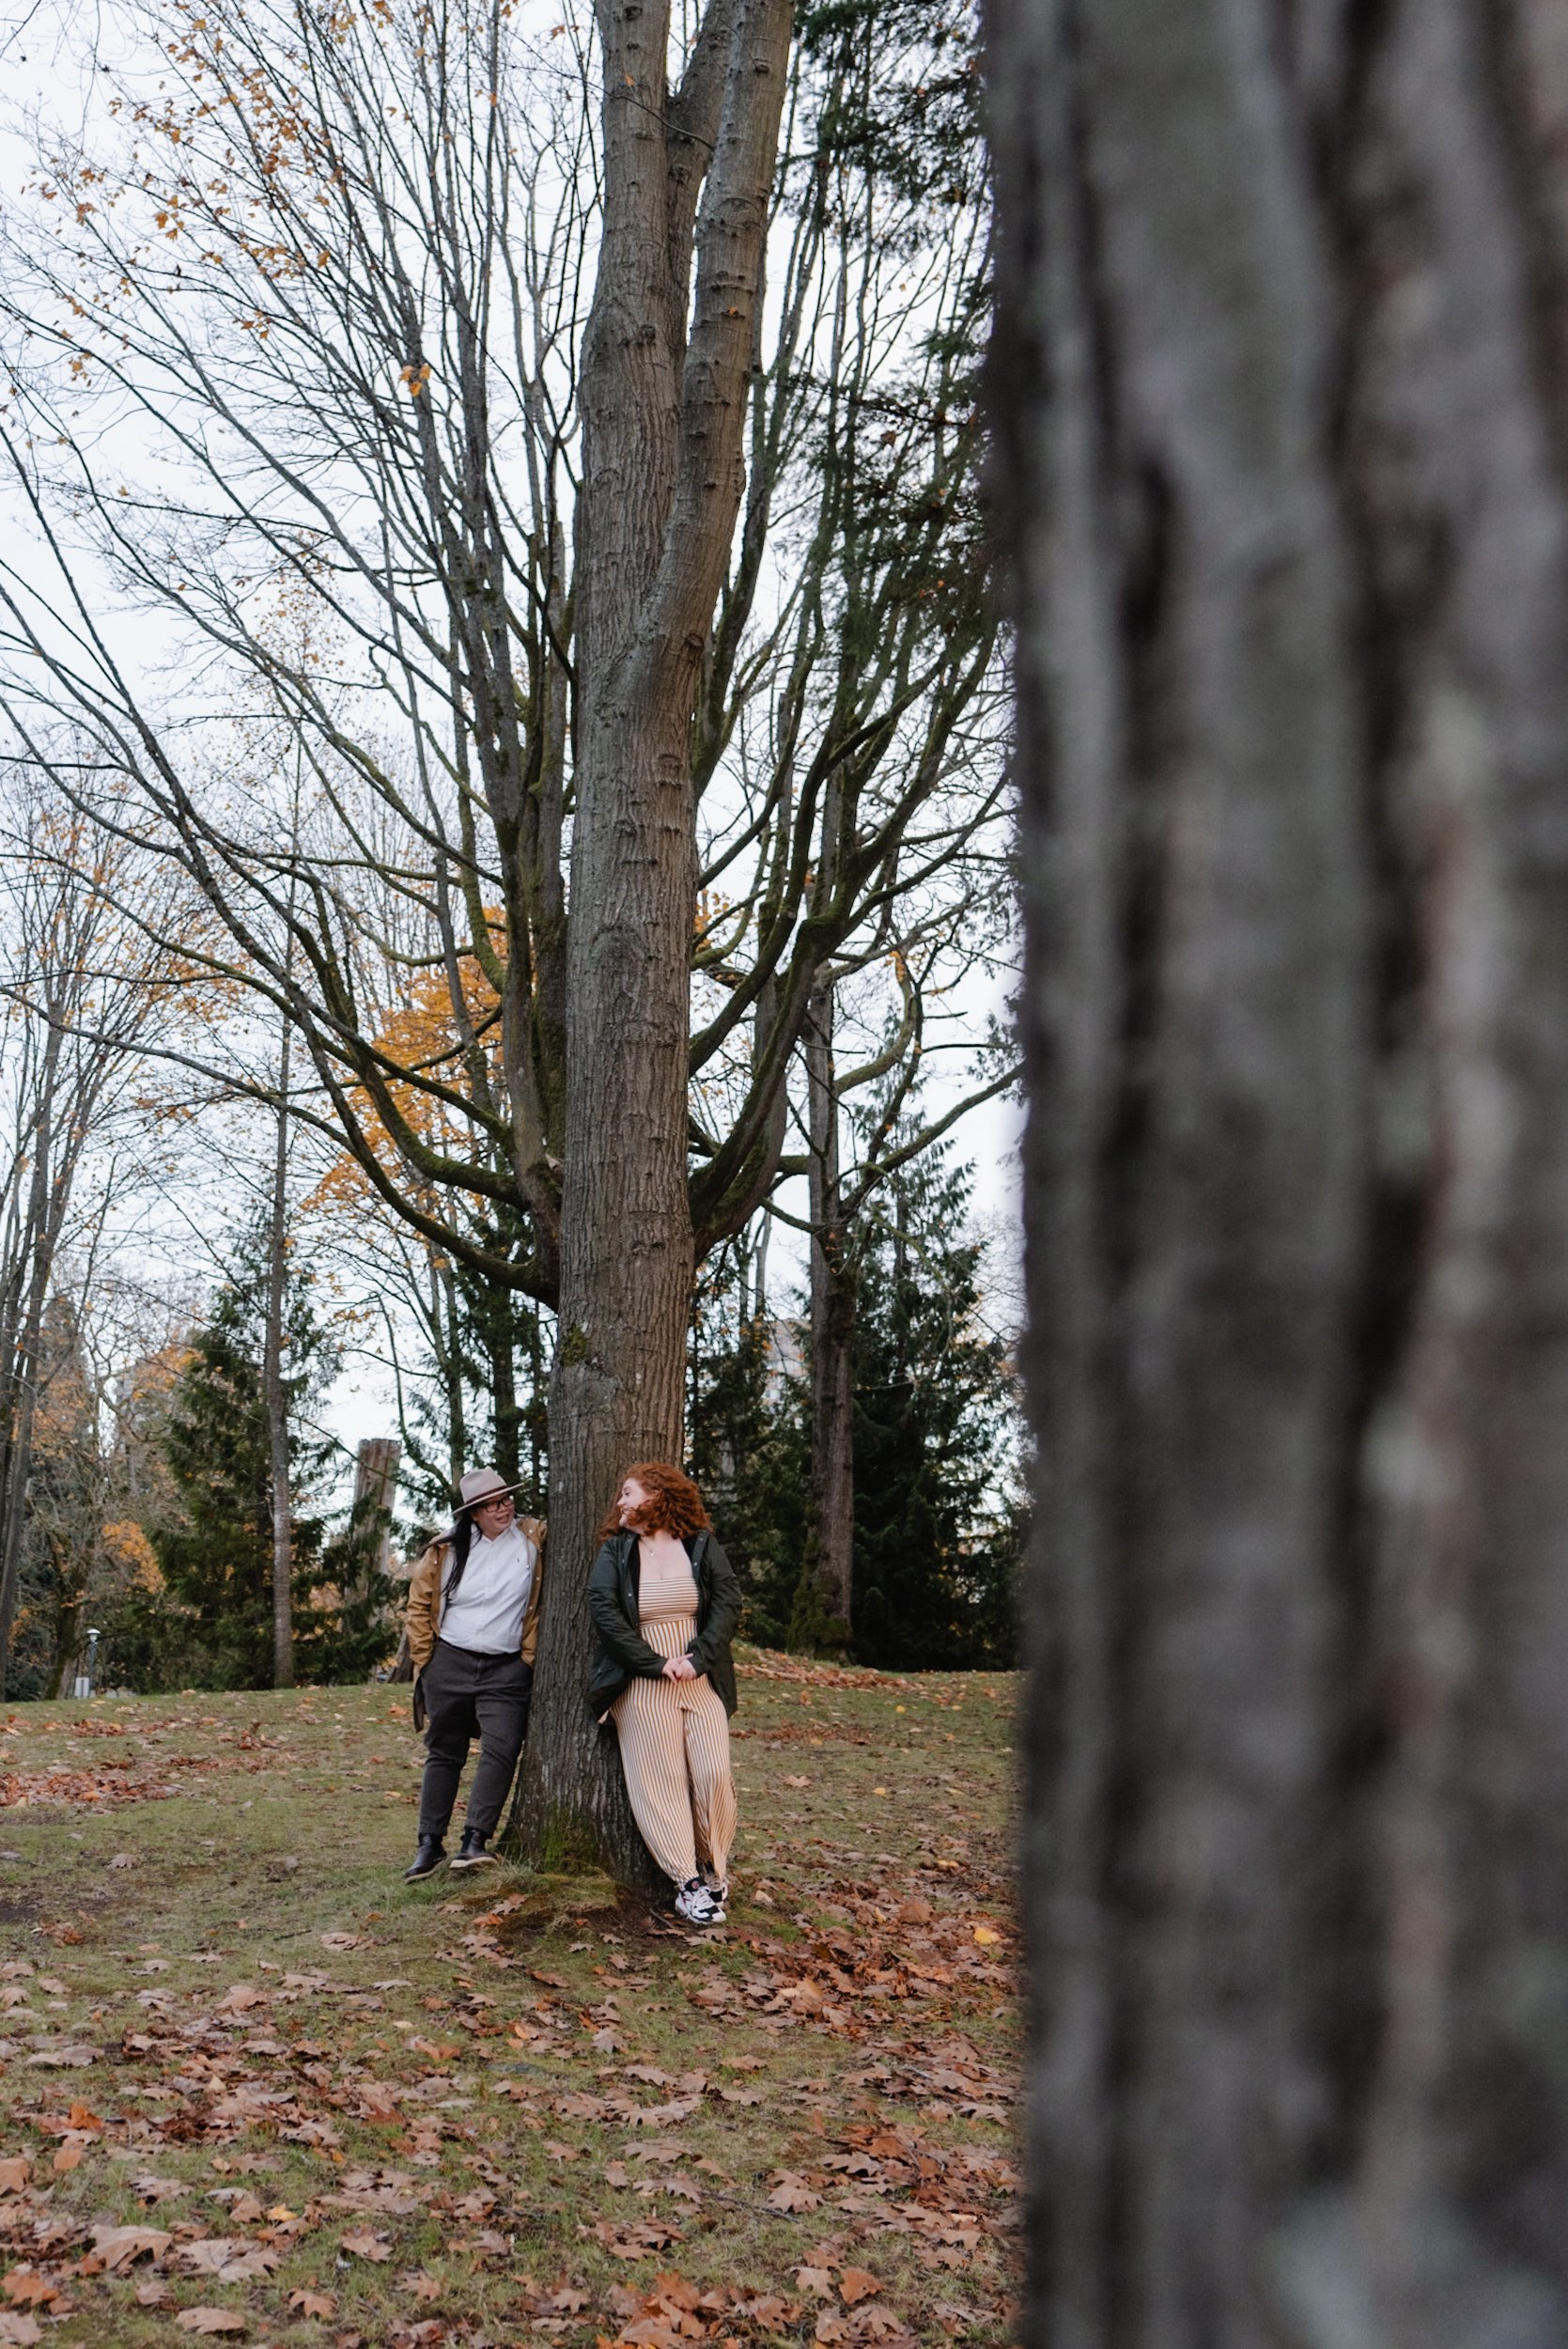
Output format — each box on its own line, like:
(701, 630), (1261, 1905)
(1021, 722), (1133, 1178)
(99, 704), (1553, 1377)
(660, 1653), (698, 1681)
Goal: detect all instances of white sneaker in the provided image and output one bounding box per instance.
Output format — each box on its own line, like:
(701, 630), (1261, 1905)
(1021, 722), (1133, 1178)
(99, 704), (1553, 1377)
(699, 1863), (728, 1921)
(675, 1876), (720, 1926)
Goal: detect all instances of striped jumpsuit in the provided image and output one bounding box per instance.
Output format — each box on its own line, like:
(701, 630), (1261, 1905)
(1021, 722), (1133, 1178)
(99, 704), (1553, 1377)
(612, 1549), (737, 1887)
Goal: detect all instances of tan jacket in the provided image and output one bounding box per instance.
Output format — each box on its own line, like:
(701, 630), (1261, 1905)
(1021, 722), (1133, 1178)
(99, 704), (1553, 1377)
(405, 1516), (548, 1678)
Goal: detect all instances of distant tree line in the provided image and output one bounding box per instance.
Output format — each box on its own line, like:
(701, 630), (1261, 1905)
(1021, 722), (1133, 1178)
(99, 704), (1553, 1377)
(25, 1129), (1017, 1699)
(0, 0), (1018, 1754)
(691, 1142), (1020, 1673)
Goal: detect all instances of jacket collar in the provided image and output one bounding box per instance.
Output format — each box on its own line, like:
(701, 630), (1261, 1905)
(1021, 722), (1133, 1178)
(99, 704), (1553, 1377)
(616, 1527), (706, 1563)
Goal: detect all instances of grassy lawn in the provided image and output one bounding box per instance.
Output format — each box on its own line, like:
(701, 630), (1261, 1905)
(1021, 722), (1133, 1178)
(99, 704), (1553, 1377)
(0, 1649), (1017, 2349)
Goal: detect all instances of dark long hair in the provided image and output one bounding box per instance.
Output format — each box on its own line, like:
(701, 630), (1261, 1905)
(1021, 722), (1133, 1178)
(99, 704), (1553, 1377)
(442, 1510), (476, 1602)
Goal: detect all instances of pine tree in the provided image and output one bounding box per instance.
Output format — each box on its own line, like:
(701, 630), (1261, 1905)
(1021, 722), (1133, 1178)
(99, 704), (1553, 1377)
(123, 1224), (339, 1689)
(689, 1159), (1022, 1668)
(392, 1238), (551, 1537)
(688, 1234), (807, 1647)
(848, 1150), (1020, 1670)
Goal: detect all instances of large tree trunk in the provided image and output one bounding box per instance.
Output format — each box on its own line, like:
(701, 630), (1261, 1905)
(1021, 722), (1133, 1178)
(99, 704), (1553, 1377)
(989, 0), (1568, 2342)
(514, 0), (793, 1884)
(793, 980), (855, 1652)
(484, 1291), (521, 1489)
(348, 1438), (400, 1612)
(263, 1069), (294, 1690)
(0, 1024), (63, 1697)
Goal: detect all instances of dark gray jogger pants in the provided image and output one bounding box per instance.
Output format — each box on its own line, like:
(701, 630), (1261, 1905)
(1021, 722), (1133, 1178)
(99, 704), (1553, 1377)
(416, 1639), (532, 1842)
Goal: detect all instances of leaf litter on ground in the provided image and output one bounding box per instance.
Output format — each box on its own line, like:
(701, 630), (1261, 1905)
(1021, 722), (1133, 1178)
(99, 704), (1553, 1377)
(0, 1653), (1017, 2343)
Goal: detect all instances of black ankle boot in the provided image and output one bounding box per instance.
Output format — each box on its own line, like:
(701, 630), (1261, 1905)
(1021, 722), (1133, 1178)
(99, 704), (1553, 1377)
(449, 1827), (499, 1873)
(403, 1836), (446, 1883)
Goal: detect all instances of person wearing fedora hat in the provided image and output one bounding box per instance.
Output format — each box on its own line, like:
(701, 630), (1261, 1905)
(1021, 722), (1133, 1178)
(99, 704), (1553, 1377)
(401, 1467), (548, 1882)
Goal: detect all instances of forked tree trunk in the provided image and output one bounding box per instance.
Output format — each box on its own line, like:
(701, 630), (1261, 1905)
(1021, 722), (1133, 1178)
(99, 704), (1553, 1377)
(794, 980), (854, 1650)
(989, 0), (1568, 2342)
(514, 0), (793, 1887)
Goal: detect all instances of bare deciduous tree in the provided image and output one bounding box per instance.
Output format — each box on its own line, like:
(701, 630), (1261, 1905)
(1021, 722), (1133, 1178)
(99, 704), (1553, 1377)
(0, 787), (191, 1692)
(0, 0), (1006, 1871)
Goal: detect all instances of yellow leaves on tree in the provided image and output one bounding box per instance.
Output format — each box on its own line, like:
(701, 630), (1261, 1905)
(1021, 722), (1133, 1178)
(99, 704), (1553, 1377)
(306, 946), (503, 1217)
(101, 1521), (164, 1596)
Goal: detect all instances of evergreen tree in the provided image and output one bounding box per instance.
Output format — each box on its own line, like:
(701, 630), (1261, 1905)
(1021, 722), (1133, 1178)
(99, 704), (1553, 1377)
(689, 1155), (1022, 1668)
(392, 1236), (550, 1541)
(116, 1223), (340, 1689)
(688, 1234), (807, 1647)
(849, 1148), (1021, 1670)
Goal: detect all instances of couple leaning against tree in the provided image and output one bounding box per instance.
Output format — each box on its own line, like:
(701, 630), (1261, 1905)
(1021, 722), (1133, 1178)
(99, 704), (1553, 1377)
(401, 1460), (740, 1929)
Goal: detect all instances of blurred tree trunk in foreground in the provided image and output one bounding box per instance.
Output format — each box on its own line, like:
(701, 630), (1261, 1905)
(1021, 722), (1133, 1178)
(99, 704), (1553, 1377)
(988, 2), (1568, 2342)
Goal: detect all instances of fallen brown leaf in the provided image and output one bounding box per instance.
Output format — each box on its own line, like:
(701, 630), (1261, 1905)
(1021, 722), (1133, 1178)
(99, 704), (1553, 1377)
(183, 2240), (241, 2276)
(339, 2231), (393, 2263)
(175, 2310), (246, 2336)
(0, 2314), (42, 2347)
(735, 2294), (799, 2333)
(90, 2223), (173, 2272)
(0, 2159), (28, 2193)
(768, 2173), (821, 2213)
(838, 2267), (882, 2305)
(287, 2289), (336, 2319)
(592, 2218), (682, 2261)
(0, 2276), (56, 2311)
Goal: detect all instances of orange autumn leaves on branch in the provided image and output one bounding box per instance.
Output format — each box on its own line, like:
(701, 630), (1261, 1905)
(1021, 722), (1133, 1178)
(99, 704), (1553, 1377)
(308, 932), (503, 1216)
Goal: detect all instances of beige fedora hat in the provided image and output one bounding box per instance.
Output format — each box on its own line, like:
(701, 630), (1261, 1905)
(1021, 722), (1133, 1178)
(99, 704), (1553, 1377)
(456, 1466), (527, 1512)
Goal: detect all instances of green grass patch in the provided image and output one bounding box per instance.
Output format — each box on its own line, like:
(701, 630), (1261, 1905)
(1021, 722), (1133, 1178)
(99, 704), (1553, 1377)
(0, 1655), (1018, 2348)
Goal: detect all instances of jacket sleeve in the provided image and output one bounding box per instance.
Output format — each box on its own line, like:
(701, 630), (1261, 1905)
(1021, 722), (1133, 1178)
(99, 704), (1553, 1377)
(519, 1520), (547, 1662)
(687, 1536), (741, 1672)
(586, 1542), (667, 1679)
(405, 1545), (442, 1675)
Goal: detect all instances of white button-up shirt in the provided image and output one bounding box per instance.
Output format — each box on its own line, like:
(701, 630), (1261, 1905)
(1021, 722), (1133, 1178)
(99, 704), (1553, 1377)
(439, 1523), (536, 1657)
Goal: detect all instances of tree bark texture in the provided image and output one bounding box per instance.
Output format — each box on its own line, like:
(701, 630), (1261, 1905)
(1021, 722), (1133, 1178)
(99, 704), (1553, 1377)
(796, 980), (855, 1648)
(516, 0), (793, 1886)
(264, 1071), (294, 1691)
(0, 1020), (65, 1699)
(989, 0), (1568, 2342)
(349, 1438), (400, 1609)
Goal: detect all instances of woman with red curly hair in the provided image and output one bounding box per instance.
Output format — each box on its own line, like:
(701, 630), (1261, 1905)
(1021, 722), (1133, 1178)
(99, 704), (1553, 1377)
(586, 1462), (741, 1927)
